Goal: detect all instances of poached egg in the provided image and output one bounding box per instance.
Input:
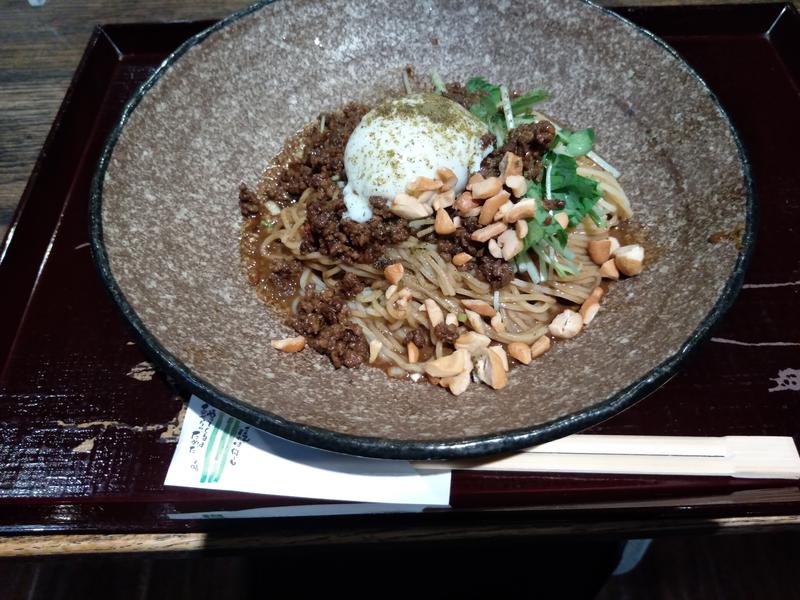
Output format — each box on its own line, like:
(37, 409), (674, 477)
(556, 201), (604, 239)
(342, 93), (490, 222)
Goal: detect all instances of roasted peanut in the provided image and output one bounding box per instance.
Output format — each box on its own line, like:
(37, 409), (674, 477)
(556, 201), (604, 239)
(271, 336), (306, 353)
(424, 349), (470, 378)
(479, 190), (511, 225)
(588, 239), (613, 265)
(548, 309), (583, 339)
(470, 222), (507, 243)
(530, 336), (551, 359)
(436, 167), (458, 191)
(455, 331), (492, 353)
(390, 193), (432, 219)
(434, 208), (457, 235)
(471, 176), (503, 200)
(505, 175), (527, 198)
(614, 244), (644, 276)
(503, 199), (537, 223)
(432, 189), (456, 210)
(383, 262), (404, 284)
(507, 342), (532, 365)
(425, 298), (444, 328)
(406, 176), (442, 195)
(462, 298), (496, 317)
(599, 259), (620, 280)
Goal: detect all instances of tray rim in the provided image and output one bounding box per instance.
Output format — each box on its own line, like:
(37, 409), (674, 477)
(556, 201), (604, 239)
(87, 0), (757, 460)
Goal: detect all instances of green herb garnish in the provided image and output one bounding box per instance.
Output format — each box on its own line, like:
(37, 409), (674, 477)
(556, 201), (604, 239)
(431, 70), (445, 95)
(463, 77), (605, 282)
(465, 77), (548, 146)
(518, 151), (603, 280)
(555, 128), (595, 158)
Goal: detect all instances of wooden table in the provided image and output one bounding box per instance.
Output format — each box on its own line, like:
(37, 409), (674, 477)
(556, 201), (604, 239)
(1, 1), (799, 557)
(0, 0), (794, 239)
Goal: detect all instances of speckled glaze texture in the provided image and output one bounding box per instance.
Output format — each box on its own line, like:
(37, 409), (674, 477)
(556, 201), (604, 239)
(92, 0), (752, 458)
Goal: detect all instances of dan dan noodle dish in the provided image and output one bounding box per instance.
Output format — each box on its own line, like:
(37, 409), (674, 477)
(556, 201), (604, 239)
(239, 76), (644, 396)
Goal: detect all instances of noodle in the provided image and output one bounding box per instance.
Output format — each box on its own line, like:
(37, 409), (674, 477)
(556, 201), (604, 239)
(263, 188), (615, 358)
(241, 82), (644, 396)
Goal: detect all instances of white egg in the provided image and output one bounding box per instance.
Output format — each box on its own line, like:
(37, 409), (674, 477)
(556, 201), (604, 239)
(342, 93), (490, 222)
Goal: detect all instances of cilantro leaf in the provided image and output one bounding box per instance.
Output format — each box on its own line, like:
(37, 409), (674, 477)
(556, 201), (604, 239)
(555, 128), (595, 158)
(510, 89), (549, 114)
(517, 150), (604, 280)
(465, 77), (497, 94)
(465, 77), (549, 148)
(545, 152), (602, 227)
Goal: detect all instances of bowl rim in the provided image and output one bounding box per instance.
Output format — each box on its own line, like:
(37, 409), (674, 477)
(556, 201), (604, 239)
(89, 0), (757, 460)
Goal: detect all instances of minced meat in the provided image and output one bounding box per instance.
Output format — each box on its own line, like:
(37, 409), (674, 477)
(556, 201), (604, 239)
(239, 183), (260, 217)
(436, 227), (483, 263)
(292, 283), (369, 369)
(334, 272), (365, 299)
(442, 82), (480, 111)
(433, 323), (459, 344)
(477, 255), (515, 290)
(402, 326), (435, 362)
(254, 102), (369, 210)
(301, 195), (410, 266)
(266, 259), (303, 299)
(482, 121), (556, 181)
(403, 327), (430, 349)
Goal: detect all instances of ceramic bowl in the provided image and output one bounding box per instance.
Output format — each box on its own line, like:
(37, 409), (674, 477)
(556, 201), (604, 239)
(90, 0), (754, 459)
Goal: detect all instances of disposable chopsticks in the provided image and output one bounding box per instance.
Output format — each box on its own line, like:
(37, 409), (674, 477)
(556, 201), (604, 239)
(412, 435), (800, 479)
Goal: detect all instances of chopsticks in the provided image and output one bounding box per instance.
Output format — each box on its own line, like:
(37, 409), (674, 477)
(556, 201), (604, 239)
(412, 435), (800, 479)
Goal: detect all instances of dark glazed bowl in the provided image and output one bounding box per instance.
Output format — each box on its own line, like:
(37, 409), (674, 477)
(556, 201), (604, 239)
(90, 0), (754, 459)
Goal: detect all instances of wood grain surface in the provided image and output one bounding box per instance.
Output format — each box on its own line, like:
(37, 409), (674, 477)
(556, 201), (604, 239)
(2, 515), (799, 558)
(0, 0), (794, 240)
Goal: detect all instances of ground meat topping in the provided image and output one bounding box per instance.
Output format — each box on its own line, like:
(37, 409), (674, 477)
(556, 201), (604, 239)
(477, 256), (515, 290)
(255, 102), (369, 209)
(238, 183), (260, 217)
(481, 121), (556, 181)
(441, 82), (481, 111)
(334, 272), (365, 299)
(436, 227), (484, 264)
(292, 284), (369, 369)
(403, 327), (429, 349)
(301, 195), (410, 266)
(402, 326), (435, 362)
(433, 323), (459, 345)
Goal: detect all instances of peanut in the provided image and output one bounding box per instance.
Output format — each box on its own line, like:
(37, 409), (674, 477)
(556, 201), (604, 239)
(503, 199), (537, 224)
(383, 262), (404, 284)
(434, 208), (457, 235)
(471, 176), (503, 200)
(390, 193), (432, 219)
(462, 298), (496, 317)
(470, 222), (507, 243)
(424, 298), (444, 328)
(406, 176), (442, 195)
(271, 336), (305, 353)
(505, 175), (527, 198)
(548, 309), (583, 339)
(436, 167), (458, 191)
(614, 244), (644, 276)
(507, 342), (532, 365)
(479, 190), (511, 225)
(530, 336), (551, 359)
